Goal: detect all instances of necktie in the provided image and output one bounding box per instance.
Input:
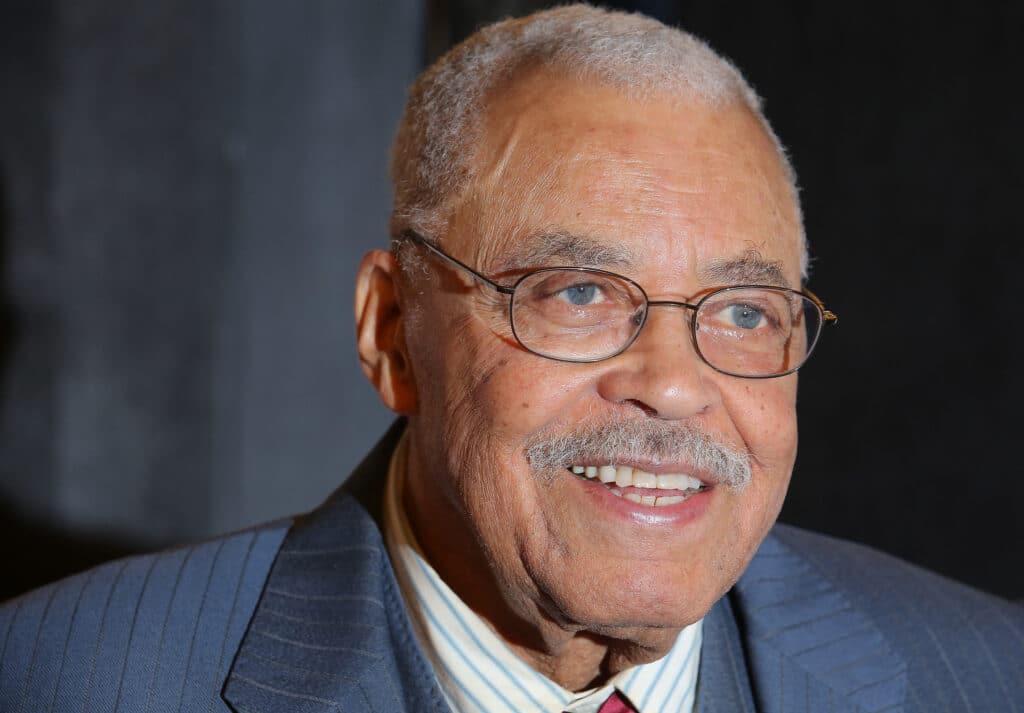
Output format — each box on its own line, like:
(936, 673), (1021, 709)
(597, 690), (638, 713)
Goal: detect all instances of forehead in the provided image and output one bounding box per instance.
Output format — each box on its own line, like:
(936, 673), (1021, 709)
(448, 72), (803, 289)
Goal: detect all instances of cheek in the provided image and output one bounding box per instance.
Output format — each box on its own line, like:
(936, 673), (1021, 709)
(469, 350), (595, 444)
(435, 343), (596, 571)
(726, 379), (799, 466)
(425, 317), (593, 502)
(722, 380), (798, 535)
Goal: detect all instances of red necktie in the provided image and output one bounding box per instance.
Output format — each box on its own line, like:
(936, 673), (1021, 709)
(597, 690), (638, 713)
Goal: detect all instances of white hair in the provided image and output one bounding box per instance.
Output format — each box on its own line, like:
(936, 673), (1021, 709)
(390, 3), (806, 276)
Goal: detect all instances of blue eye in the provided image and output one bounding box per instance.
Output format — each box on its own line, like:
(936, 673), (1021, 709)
(558, 284), (600, 306)
(728, 304), (765, 329)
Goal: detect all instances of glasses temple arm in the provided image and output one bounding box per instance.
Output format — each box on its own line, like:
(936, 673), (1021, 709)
(801, 286), (838, 323)
(401, 231), (514, 294)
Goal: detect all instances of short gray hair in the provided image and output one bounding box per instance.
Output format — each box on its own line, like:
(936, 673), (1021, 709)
(390, 3), (806, 276)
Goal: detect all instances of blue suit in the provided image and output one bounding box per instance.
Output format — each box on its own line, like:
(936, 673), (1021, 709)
(3, 421), (1022, 712)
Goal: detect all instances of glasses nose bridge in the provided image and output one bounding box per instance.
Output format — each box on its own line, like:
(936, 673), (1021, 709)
(645, 299), (700, 317)
(630, 299), (701, 355)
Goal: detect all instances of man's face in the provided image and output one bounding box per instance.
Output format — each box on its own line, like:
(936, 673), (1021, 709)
(399, 74), (803, 655)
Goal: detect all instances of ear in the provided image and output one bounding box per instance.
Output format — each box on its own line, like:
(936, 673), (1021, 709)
(354, 249), (417, 414)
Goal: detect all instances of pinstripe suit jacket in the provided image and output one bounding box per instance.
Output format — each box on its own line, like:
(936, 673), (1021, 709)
(3, 422), (1023, 712)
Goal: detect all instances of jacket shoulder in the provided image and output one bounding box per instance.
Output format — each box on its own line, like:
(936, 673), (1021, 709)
(0, 522), (290, 713)
(769, 523), (1023, 620)
(766, 524), (1024, 704)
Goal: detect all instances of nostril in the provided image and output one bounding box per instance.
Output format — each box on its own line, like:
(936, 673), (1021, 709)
(623, 398), (658, 417)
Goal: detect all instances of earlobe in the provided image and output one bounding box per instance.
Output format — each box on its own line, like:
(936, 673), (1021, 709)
(354, 249), (418, 414)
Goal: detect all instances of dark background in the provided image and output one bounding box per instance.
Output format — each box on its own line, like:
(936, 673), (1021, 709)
(2, 0), (1022, 602)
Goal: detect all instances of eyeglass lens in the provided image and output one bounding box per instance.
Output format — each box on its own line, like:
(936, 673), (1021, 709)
(509, 269), (822, 376)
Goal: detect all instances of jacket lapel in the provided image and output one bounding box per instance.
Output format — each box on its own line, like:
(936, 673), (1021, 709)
(695, 593), (758, 713)
(222, 421), (449, 713)
(729, 529), (907, 713)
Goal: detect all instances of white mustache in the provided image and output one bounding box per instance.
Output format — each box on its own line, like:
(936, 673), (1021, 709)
(524, 420), (752, 490)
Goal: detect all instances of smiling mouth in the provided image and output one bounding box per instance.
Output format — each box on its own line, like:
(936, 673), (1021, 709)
(566, 465), (708, 506)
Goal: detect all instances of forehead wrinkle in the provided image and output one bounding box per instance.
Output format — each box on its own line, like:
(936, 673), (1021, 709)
(587, 154), (709, 216)
(700, 251), (792, 288)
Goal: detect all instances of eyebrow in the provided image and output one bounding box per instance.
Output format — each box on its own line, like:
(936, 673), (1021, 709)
(494, 232), (793, 288)
(495, 231), (635, 272)
(700, 251), (792, 289)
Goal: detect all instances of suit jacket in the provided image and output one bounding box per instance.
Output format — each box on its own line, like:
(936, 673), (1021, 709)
(2, 420), (1022, 712)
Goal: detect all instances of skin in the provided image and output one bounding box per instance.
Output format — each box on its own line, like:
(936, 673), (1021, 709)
(355, 72), (804, 691)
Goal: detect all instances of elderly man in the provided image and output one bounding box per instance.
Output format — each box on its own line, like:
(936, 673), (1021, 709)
(2, 5), (1021, 713)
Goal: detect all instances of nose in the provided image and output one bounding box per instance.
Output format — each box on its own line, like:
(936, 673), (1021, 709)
(595, 305), (722, 420)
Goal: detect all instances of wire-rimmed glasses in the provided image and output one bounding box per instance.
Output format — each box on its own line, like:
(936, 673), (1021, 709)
(402, 231), (837, 378)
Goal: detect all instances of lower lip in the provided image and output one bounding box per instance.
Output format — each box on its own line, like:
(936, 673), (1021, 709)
(568, 471), (713, 526)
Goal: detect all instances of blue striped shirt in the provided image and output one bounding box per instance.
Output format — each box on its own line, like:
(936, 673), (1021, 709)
(383, 434), (702, 713)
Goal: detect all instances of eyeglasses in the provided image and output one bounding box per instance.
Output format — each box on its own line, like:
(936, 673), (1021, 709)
(402, 231), (837, 378)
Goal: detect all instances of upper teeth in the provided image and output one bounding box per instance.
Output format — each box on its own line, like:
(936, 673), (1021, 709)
(570, 465), (704, 491)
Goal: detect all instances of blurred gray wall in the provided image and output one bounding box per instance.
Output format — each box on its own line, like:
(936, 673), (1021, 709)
(0, 1), (422, 548)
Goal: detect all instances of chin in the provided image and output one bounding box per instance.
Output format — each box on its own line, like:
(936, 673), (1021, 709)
(536, 560), (727, 638)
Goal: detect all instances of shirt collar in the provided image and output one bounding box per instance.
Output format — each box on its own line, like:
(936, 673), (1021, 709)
(383, 432), (702, 713)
